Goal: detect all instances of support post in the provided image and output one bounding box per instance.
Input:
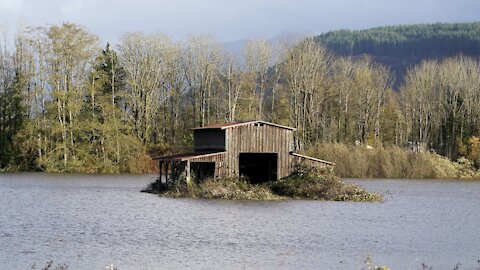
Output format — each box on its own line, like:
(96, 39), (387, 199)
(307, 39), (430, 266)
(172, 161), (177, 182)
(159, 160), (163, 183)
(165, 161), (171, 184)
(186, 160), (191, 185)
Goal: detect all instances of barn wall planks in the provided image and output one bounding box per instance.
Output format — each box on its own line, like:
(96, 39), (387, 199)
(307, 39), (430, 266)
(188, 153), (227, 178)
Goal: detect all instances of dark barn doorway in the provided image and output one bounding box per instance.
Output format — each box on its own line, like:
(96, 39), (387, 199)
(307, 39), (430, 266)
(239, 153), (278, 184)
(191, 162), (215, 182)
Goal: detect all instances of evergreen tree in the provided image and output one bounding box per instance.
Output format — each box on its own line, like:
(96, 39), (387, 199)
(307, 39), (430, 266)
(0, 71), (25, 168)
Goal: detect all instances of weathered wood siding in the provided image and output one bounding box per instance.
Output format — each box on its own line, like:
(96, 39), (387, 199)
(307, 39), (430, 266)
(188, 153), (227, 178)
(224, 123), (293, 179)
(194, 130), (226, 152)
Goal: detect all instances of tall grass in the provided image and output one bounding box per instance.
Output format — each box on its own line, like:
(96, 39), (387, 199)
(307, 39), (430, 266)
(306, 143), (480, 179)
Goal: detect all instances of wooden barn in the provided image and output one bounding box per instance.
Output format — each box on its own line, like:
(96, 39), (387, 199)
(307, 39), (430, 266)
(157, 120), (334, 184)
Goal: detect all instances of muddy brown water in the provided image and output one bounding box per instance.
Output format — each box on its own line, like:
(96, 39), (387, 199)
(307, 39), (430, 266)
(1, 173), (479, 269)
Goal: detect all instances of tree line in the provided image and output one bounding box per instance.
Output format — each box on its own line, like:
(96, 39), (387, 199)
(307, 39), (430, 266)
(316, 22), (480, 57)
(0, 22), (479, 172)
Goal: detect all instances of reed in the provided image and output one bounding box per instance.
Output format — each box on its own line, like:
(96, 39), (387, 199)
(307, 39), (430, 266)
(306, 143), (480, 179)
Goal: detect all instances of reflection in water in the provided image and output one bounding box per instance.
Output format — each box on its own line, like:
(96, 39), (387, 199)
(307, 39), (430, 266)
(1, 174), (480, 269)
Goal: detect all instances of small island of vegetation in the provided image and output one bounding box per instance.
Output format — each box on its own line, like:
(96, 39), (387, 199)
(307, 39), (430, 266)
(143, 165), (382, 202)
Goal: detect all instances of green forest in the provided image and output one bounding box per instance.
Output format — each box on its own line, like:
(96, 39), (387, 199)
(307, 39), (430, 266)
(316, 22), (480, 86)
(0, 22), (479, 174)
(316, 22), (480, 57)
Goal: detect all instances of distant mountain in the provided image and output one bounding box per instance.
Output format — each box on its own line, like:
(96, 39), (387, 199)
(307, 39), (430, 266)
(314, 22), (480, 88)
(223, 39), (247, 56)
(222, 33), (308, 67)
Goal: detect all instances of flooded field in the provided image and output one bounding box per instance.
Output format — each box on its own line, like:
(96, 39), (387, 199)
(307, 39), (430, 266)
(1, 174), (479, 269)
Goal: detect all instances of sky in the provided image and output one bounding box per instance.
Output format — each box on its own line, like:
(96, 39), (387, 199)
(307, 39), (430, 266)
(1, 0), (480, 44)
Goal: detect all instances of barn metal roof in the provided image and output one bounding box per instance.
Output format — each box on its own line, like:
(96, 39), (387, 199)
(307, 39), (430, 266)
(191, 120), (296, 131)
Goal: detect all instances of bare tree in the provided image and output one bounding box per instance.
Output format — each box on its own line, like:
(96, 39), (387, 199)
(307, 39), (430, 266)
(118, 32), (170, 144)
(401, 56), (480, 158)
(349, 56), (392, 145)
(244, 39), (273, 119)
(401, 60), (439, 149)
(219, 52), (244, 122)
(181, 35), (222, 127)
(282, 38), (332, 149)
(46, 23), (99, 169)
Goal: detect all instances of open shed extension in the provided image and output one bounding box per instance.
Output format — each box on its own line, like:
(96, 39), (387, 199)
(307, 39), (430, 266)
(157, 152), (226, 185)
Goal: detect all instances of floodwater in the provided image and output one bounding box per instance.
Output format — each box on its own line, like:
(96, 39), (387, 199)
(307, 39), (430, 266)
(0, 174), (479, 270)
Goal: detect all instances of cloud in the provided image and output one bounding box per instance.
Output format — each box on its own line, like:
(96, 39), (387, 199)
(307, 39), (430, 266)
(60, 0), (96, 14)
(2, 0), (480, 43)
(0, 0), (23, 10)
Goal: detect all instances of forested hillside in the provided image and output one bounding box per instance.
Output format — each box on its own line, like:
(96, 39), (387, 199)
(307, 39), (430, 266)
(315, 22), (480, 86)
(0, 22), (479, 173)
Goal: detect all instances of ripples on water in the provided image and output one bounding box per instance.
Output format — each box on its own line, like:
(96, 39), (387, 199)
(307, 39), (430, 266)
(1, 174), (479, 269)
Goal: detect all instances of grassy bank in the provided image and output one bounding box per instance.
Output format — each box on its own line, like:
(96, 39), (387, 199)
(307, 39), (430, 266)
(306, 144), (480, 179)
(144, 165), (382, 202)
(0, 153), (159, 174)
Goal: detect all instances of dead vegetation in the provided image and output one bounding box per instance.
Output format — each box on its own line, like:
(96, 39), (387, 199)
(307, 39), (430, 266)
(144, 165), (382, 202)
(306, 144), (480, 179)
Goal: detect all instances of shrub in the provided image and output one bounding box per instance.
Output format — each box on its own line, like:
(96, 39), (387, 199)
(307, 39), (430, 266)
(268, 165), (382, 202)
(144, 177), (284, 200)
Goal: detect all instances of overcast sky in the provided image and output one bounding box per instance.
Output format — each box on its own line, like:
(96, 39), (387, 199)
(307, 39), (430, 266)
(1, 0), (480, 44)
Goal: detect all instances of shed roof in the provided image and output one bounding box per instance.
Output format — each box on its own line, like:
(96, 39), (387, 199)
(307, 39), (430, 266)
(156, 151), (226, 161)
(290, 152), (336, 166)
(192, 120), (296, 131)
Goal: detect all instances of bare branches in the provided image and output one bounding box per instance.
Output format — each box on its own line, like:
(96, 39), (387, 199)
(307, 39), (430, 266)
(118, 32), (172, 144)
(402, 56), (480, 159)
